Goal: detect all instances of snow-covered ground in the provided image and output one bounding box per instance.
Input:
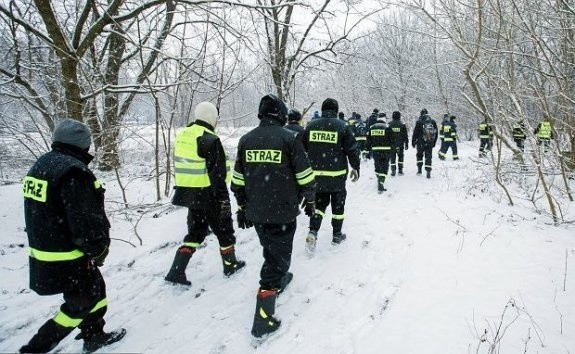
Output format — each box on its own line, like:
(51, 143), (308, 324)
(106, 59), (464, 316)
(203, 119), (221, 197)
(1, 139), (574, 353)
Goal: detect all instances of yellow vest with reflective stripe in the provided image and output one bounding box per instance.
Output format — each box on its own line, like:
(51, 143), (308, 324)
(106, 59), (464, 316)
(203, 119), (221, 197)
(174, 124), (231, 187)
(537, 121), (552, 139)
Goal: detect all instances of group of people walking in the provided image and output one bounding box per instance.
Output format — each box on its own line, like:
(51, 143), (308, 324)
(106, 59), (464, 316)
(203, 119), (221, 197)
(20, 93), (557, 352)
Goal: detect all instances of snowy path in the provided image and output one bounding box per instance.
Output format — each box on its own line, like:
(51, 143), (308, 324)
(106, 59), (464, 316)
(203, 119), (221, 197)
(1, 142), (574, 353)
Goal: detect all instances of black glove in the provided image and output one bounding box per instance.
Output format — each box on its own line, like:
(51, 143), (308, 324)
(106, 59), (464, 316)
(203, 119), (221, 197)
(349, 169), (360, 182)
(236, 207), (253, 229)
(219, 200), (232, 221)
(301, 199), (315, 217)
(91, 246), (109, 267)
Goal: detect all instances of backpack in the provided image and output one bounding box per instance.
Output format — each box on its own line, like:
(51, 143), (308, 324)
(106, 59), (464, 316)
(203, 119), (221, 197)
(356, 122), (367, 136)
(422, 117), (436, 143)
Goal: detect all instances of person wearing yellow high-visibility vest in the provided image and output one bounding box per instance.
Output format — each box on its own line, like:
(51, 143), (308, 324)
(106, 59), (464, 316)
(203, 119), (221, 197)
(165, 102), (245, 286)
(478, 119), (493, 157)
(20, 119), (125, 353)
(534, 117), (554, 151)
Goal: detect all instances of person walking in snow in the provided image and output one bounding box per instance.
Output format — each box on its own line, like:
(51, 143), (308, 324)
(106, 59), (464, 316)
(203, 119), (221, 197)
(366, 113), (393, 192)
(285, 108), (305, 144)
(388, 111), (409, 176)
(165, 102), (245, 286)
(534, 116), (554, 152)
(512, 120), (527, 152)
(412, 108), (438, 178)
(20, 119), (125, 353)
(303, 98), (360, 253)
(231, 94), (316, 338)
(478, 119), (493, 157)
(438, 115), (459, 160)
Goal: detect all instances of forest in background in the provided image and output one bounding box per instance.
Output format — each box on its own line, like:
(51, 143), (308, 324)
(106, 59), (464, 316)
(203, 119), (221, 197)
(0, 0), (573, 223)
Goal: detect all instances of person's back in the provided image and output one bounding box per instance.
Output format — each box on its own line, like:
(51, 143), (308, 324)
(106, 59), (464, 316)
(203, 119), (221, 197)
(285, 109), (305, 143)
(21, 119), (124, 353)
(388, 111), (408, 175)
(411, 109), (438, 178)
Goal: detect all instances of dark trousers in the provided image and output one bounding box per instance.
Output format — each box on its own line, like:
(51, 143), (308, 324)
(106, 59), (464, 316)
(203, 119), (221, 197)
(373, 150), (390, 176)
(479, 138), (492, 156)
(416, 144), (434, 171)
(184, 204), (235, 248)
(514, 139), (525, 152)
(254, 221), (296, 290)
(390, 147), (404, 172)
(23, 265), (107, 351)
(309, 190), (347, 234)
(439, 141), (458, 159)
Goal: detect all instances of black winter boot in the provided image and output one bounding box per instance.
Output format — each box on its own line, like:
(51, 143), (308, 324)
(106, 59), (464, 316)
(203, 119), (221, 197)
(20, 319), (73, 353)
(220, 245), (246, 276)
(398, 167), (404, 175)
(83, 328), (126, 353)
(417, 167), (422, 175)
(390, 168), (396, 176)
(377, 176), (387, 193)
(251, 289), (281, 338)
(426, 170), (431, 179)
(165, 246), (194, 286)
(332, 232), (347, 245)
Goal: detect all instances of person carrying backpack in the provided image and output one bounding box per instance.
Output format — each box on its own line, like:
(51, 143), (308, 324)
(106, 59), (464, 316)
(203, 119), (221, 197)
(478, 119), (493, 157)
(411, 109), (438, 178)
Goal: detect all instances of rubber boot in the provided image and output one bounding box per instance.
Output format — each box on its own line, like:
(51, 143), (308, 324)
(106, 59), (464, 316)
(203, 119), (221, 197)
(19, 319), (73, 353)
(417, 166), (422, 175)
(165, 246), (194, 286)
(251, 289), (281, 338)
(220, 245), (246, 276)
(332, 232), (347, 245)
(398, 167), (404, 175)
(390, 167), (396, 176)
(426, 170), (431, 179)
(83, 328), (126, 353)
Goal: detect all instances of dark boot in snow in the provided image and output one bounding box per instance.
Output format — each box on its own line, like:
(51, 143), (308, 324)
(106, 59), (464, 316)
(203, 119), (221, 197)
(305, 230), (318, 255)
(398, 167), (404, 176)
(417, 167), (422, 175)
(390, 168), (396, 176)
(426, 170), (431, 179)
(332, 232), (346, 245)
(83, 328), (126, 353)
(20, 319), (73, 353)
(220, 245), (246, 276)
(277, 272), (293, 295)
(377, 176), (387, 193)
(165, 246), (194, 286)
(251, 289), (281, 338)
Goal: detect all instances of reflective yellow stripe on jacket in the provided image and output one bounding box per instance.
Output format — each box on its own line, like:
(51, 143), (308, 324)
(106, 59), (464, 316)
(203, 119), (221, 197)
(29, 247), (84, 262)
(537, 122), (552, 139)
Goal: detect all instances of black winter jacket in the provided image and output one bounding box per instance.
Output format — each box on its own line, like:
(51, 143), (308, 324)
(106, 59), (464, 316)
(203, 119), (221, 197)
(388, 119), (409, 148)
(366, 122), (393, 151)
(231, 118), (315, 224)
(171, 120), (230, 209)
(285, 122), (305, 144)
(303, 111), (360, 193)
(23, 143), (110, 295)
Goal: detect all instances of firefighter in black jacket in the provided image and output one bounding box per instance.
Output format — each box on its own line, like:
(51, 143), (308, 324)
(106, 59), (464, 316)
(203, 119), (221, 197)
(20, 119), (125, 353)
(303, 98), (360, 253)
(231, 94), (316, 338)
(412, 109), (438, 178)
(388, 111), (409, 176)
(512, 120), (527, 152)
(165, 102), (245, 286)
(285, 108), (305, 144)
(366, 115), (393, 192)
(438, 115), (459, 160)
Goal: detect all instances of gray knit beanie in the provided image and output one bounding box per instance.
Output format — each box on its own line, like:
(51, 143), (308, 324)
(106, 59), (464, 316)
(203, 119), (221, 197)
(52, 119), (92, 150)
